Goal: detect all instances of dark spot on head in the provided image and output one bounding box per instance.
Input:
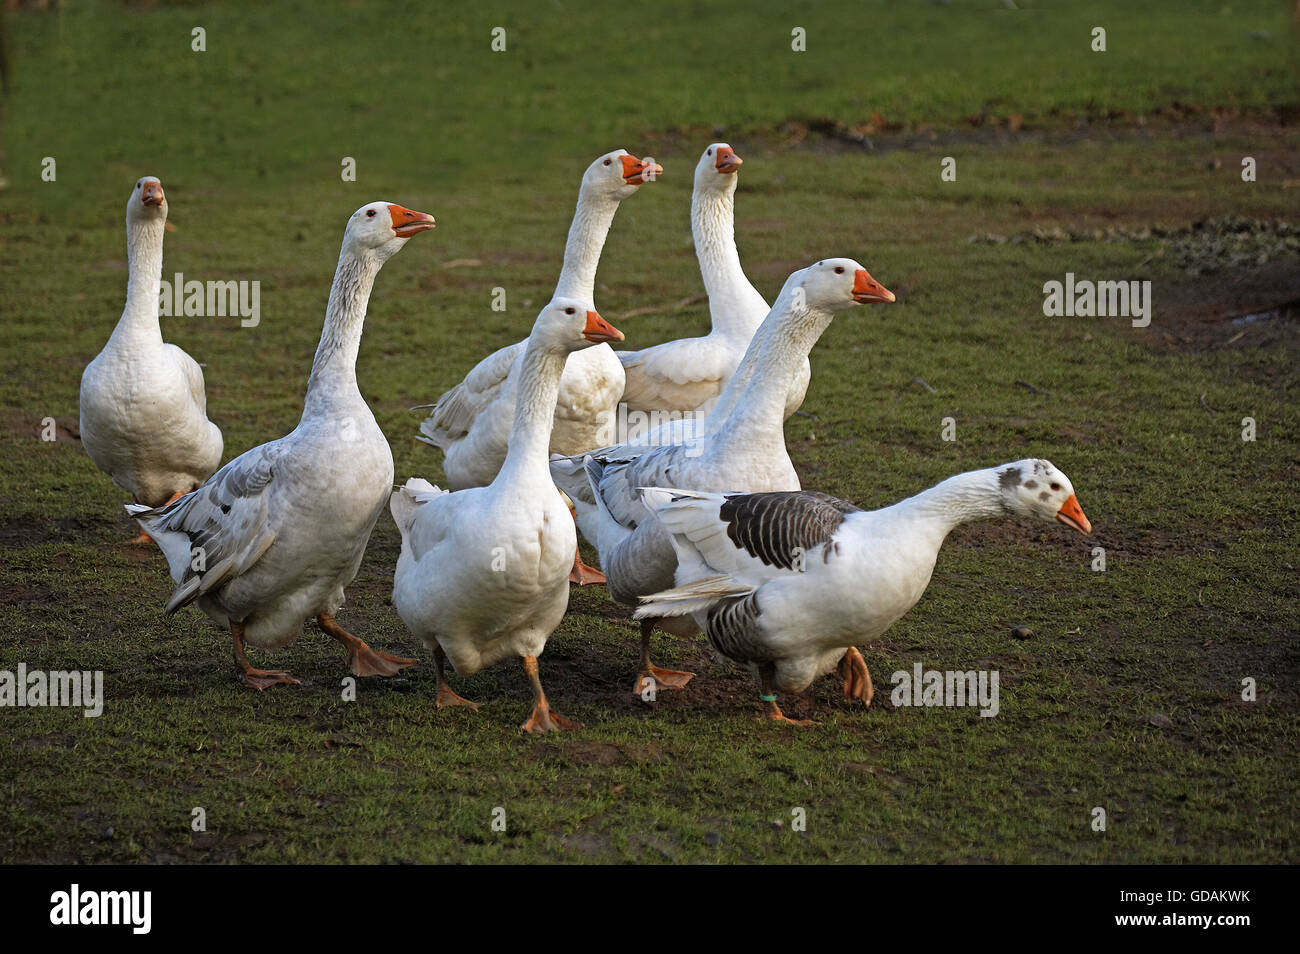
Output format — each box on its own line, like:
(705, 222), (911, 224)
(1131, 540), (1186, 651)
(1038, 491), (1051, 501)
(1024, 480), (1038, 490)
(999, 467), (1022, 489)
(220, 503), (231, 514)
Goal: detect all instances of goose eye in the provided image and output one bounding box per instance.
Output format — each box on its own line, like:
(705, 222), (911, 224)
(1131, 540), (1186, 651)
(707, 149), (712, 155)
(565, 307), (575, 315)
(834, 266), (844, 274)
(366, 209), (376, 217)
(603, 159), (611, 166)
(1050, 482), (1061, 491)
(136, 183), (141, 189)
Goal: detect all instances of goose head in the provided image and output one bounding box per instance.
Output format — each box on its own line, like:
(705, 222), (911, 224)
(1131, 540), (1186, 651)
(996, 459), (1092, 534)
(532, 297), (625, 353)
(343, 201), (436, 262)
(127, 176), (168, 226)
(792, 258), (896, 312)
(583, 149), (663, 200)
(695, 142), (744, 193)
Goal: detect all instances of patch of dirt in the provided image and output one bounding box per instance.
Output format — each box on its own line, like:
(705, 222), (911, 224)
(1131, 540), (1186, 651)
(642, 110), (1300, 158)
(969, 218), (1300, 276)
(27, 417), (82, 443)
(1144, 261), (1300, 371)
(0, 514), (128, 552)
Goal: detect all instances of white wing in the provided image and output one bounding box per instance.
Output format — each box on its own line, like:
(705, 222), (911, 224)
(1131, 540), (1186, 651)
(418, 340), (524, 449)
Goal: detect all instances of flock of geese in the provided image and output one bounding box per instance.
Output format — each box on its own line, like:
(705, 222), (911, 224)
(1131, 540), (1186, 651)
(79, 144), (1092, 732)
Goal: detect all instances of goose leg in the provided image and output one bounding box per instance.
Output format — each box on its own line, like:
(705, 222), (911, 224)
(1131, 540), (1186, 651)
(130, 489), (186, 544)
(837, 647), (874, 706)
(433, 645), (478, 711)
(520, 655), (581, 733)
(566, 502), (606, 585)
(231, 621), (301, 690)
(759, 663), (816, 726)
(634, 617), (695, 695)
(317, 613), (417, 678)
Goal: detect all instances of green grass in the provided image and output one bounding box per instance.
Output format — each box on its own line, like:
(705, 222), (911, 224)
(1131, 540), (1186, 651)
(0, 0), (1297, 863)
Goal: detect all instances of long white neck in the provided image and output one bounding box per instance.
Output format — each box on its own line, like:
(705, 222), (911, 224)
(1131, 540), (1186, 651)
(713, 286), (832, 450)
(493, 340), (569, 490)
(302, 246), (382, 419)
(692, 181), (766, 339)
(888, 468), (1009, 545)
(553, 186), (619, 305)
(109, 217), (167, 349)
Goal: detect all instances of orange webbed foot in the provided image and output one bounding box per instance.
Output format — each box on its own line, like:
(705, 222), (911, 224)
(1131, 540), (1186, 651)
(347, 643), (418, 678)
(521, 704), (583, 734)
(765, 705), (818, 727)
(569, 554), (607, 585)
(634, 665), (695, 696)
(838, 647), (874, 706)
(436, 684), (479, 711)
(241, 668), (302, 691)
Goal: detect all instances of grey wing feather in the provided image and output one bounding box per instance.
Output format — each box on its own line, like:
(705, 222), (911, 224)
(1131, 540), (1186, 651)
(719, 490), (860, 570)
(129, 443), (282, 614)
(601, 444), (697, 529)
(706, 591), (773, 664)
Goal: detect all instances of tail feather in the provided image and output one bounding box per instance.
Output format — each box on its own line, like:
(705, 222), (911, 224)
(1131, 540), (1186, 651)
(635, 574), (755, 620)
(125, 500), (195, 588)
(389, 477), (445, 536)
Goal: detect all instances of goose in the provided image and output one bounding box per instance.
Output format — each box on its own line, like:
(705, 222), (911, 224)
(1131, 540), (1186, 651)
(127, 201), (436, 689)
(636, 460), (1093, 724)
(553, 259), (896, 693)
(79, 176), (223, 538)
(615, 143), (807, 430)
(417, 149), (660, 486)
(418, 149), (659, 585)
(391, 299), (625, 733)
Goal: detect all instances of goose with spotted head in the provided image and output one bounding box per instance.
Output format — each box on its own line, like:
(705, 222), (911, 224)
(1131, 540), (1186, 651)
(128, 200), (436, 688)
(637, 460), (1092, 724)
(80, 176), (224, 537)
(555, 258), (896, 695)
(392, 299), (625, 733)
(615, 143), (806, 430)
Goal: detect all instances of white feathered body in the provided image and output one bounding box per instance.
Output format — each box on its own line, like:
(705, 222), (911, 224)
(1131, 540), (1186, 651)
(81, 188), (222, 507)
(135, 405), (393, 650)
(80, 338), (223, 506)
(647, 496), (944, 693)
(390, 475), (576, 675)
(129, 225), (413, 654)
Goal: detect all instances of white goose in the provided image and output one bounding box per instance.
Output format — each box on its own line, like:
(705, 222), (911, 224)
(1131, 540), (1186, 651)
(391, 299), (625, 733)
(128, 201), (436, 689)
(637, 460), (1093, 724)
(553, 259), (895, 693)
(417, 150), (660, 488)
(80, 176), (223, 534)
(616, 143), (807, 426)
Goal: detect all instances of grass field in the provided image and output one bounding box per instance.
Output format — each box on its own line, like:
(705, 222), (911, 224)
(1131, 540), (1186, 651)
(1, 1), (1297, 863)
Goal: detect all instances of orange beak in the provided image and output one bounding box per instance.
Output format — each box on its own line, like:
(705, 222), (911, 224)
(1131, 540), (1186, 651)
(1055, 493), (1092, 535)
(852, 268), (896, 304)
(715, 146), (743, 174)
(387, 204), (436, 238)
(620, 154), (662, 185)
(141, 181), (165, 208)
(583, 309), (625, 343)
